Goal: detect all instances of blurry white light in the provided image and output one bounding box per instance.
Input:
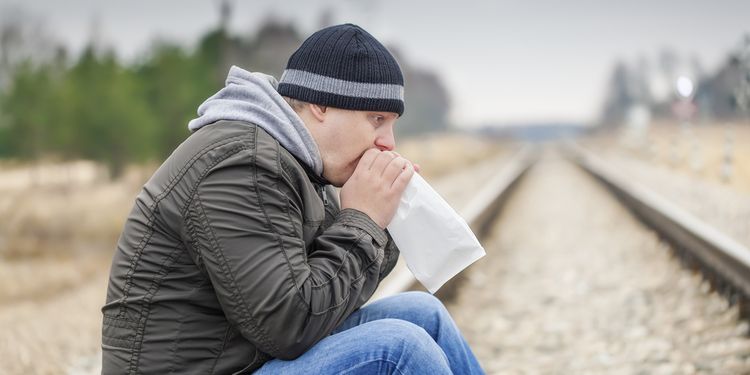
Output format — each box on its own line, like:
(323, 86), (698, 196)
(676, 76), (694, 98)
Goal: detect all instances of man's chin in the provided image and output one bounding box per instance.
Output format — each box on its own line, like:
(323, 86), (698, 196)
(327, 178), (344, 188)
(322, 171), (348, 187)
(331, 173), (352, 188)
(324, 160), (358, 187)
(335, 162), (359, 186)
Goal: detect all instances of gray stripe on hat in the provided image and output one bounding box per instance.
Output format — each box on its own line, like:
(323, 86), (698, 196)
(279, 69), (404, 101)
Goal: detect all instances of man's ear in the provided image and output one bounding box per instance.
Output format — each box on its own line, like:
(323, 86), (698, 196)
(309, 104), (328, 122)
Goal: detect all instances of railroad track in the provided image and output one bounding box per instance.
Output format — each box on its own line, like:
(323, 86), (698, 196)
(567, 143), (750, 319)
(382, 142), (750, 317)
(371, 145), (536, 301)
(436, 147), (750, 374)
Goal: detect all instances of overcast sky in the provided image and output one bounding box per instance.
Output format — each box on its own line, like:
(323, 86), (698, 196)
(2, 0), (748, 127)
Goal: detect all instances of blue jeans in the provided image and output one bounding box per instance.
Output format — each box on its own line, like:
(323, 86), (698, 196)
(254, 291), (484, 374)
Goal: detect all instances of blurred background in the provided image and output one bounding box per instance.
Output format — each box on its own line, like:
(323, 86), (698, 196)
(0, 0), (748, 374)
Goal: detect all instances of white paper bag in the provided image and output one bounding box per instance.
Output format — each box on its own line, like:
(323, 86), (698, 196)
(387, 173), (486, 293)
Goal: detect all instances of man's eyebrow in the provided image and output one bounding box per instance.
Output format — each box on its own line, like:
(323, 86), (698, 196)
(368, 112), (399, 120)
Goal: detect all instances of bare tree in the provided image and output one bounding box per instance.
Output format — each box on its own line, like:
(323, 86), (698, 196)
(0, 6), (59, 90)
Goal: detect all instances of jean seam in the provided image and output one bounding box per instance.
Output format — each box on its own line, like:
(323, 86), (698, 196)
(342, 359), (406, 375)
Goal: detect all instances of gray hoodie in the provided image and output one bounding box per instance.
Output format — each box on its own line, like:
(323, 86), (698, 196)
(188, 65), (323, 176)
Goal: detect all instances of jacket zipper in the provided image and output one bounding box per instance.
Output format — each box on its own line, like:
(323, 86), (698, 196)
(319, 186), (329, 206)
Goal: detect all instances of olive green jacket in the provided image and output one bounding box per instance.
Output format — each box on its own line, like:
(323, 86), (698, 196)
(101, 120), (400, 374)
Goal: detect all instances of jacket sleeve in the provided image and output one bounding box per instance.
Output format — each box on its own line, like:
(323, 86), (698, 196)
(380, 231), (400, 280)
(184, 151), (387, 360)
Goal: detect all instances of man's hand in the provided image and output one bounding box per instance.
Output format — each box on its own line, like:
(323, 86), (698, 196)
(340, 149), (415, 229)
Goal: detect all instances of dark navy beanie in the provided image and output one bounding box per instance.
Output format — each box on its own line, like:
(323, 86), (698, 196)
(278, 23), (405, 116)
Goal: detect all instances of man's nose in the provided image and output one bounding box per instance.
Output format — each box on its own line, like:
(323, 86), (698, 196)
(375, 124), (396, 151)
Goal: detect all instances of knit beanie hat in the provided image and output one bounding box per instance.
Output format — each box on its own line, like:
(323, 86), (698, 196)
(278, 23), (405, 116)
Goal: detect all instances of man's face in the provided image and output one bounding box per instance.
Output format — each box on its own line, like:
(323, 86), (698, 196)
(312, 107), (399, 187)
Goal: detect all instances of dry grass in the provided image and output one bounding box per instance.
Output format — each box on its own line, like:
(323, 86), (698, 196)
(584, 120), (750, 193)
(0, 162), (154, 374)
(0, 162), (155, 304)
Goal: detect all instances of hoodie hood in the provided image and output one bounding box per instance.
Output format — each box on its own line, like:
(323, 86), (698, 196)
(188, 65), (323, 176)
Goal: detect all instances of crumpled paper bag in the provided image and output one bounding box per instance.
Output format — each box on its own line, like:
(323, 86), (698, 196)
(387, 173), (486, 293)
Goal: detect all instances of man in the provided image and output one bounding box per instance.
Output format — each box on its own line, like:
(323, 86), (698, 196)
(102, 23), (483, 374)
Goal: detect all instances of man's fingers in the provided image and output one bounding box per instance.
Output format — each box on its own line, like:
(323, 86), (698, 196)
(370, 150), (396, 175)
(391, 162), (414, 191)
(355, 148), (381, 174)
(391, 151), (420, 173)
(382, 156), (409, 184)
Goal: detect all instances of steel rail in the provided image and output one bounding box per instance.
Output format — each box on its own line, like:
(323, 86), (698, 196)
(567, 143), (750, 317)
